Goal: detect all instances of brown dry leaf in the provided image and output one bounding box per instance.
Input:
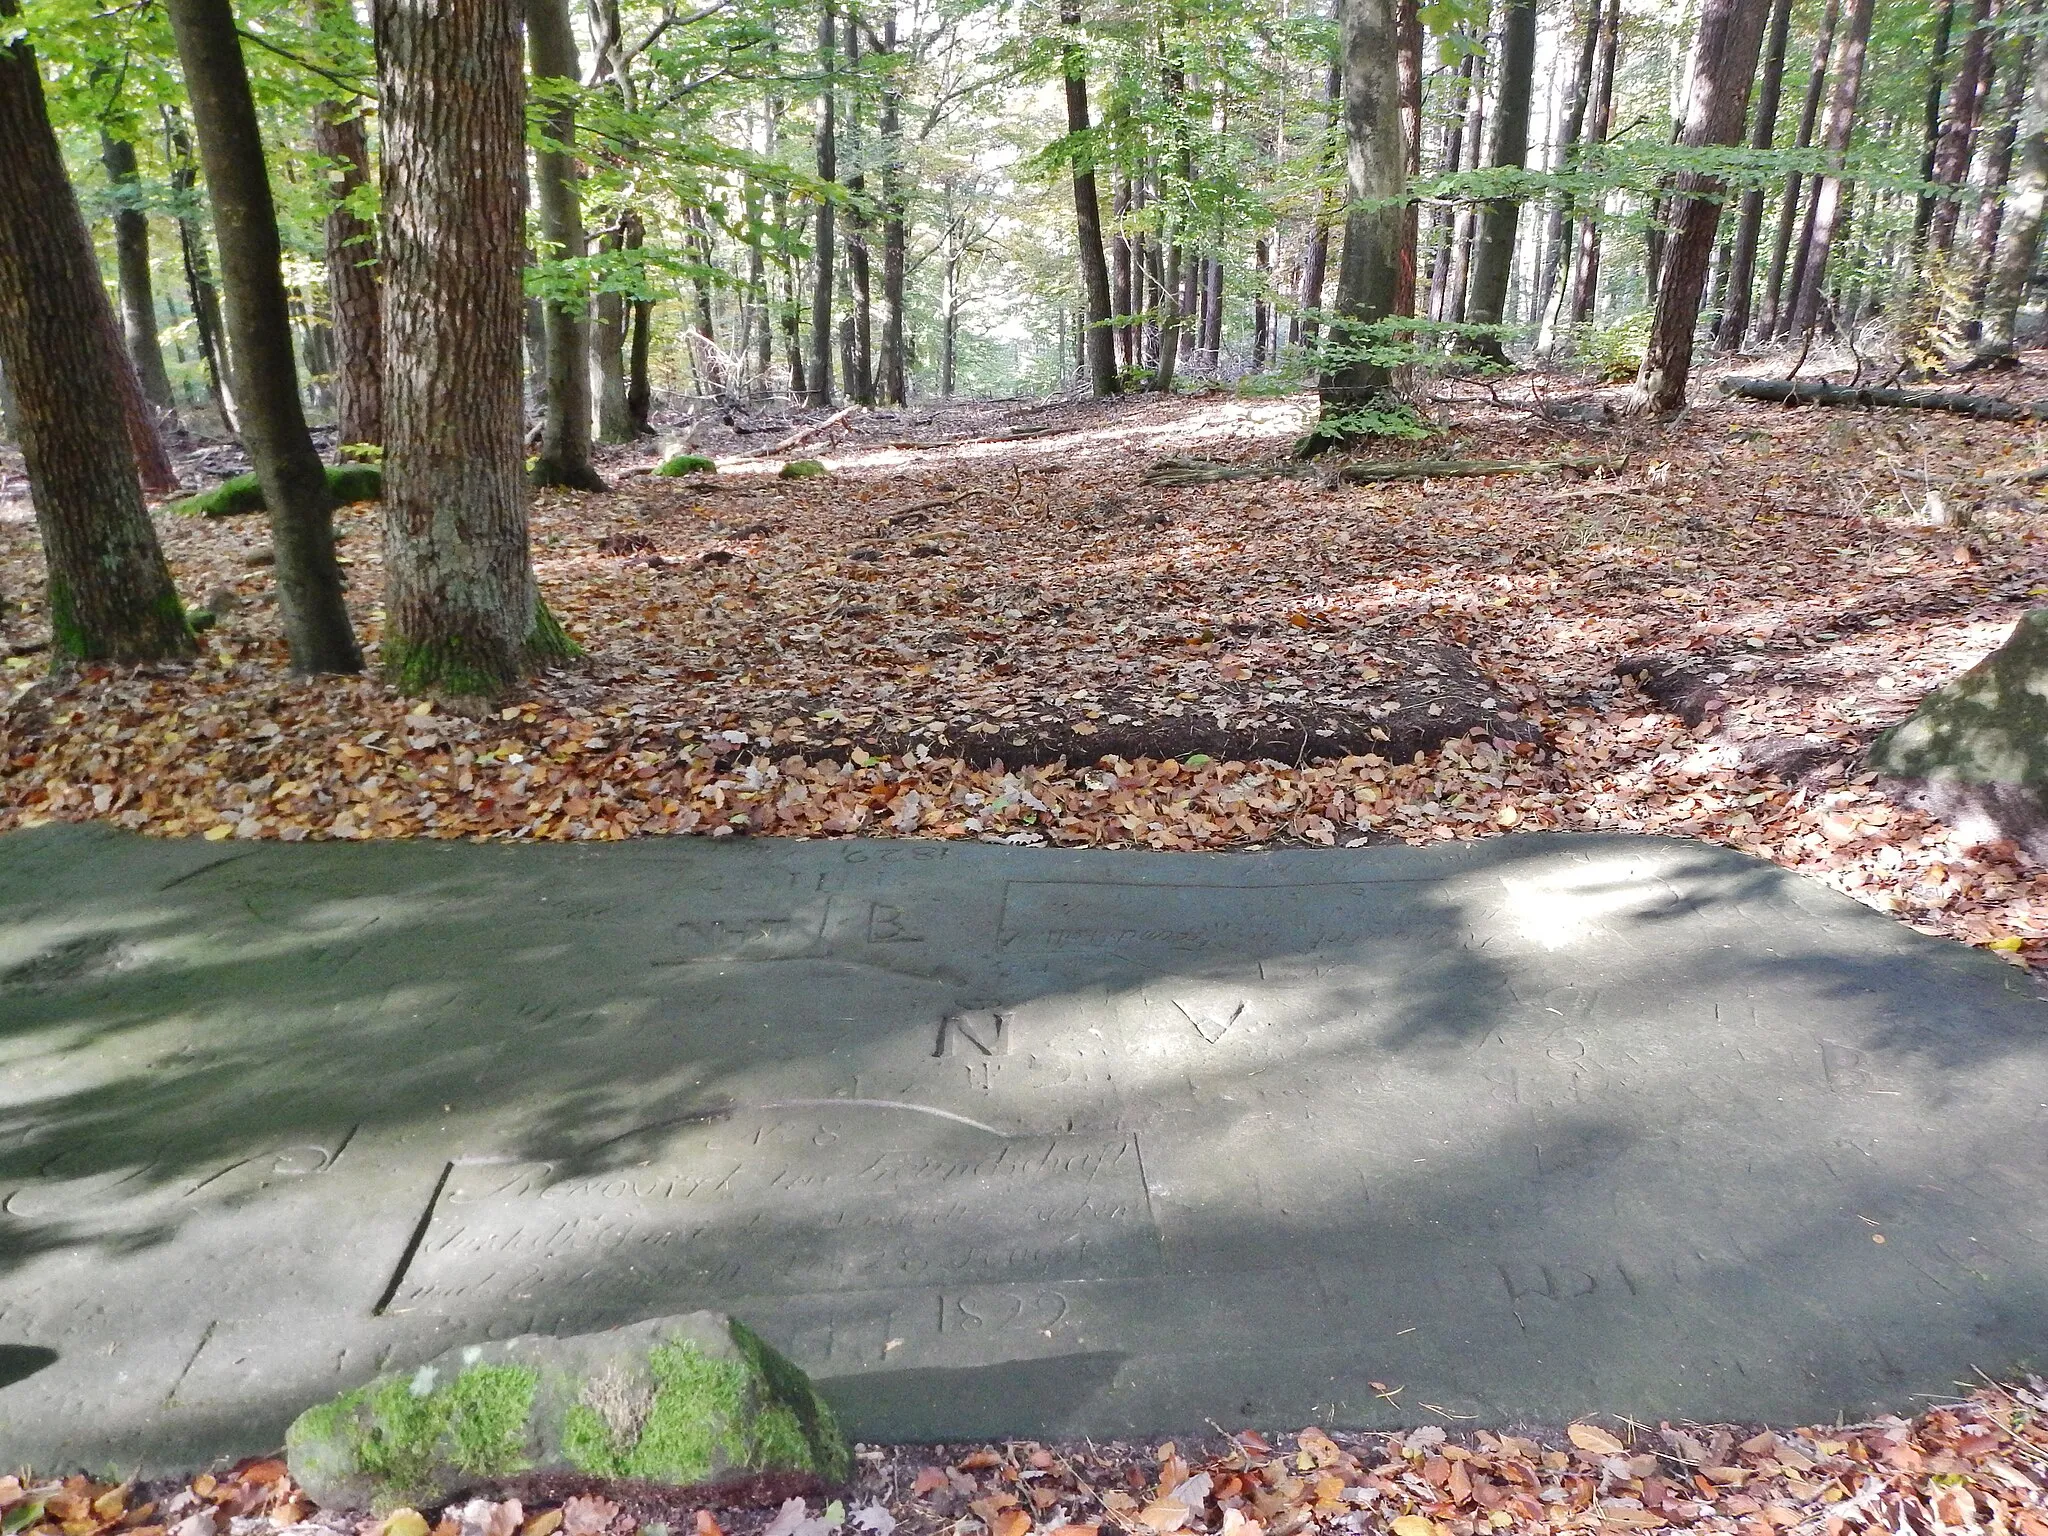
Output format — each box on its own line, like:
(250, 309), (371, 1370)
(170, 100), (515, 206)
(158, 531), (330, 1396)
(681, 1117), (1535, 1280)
(523, 1512), (564, 1536)
(559, 1499), (618, 1536)
(1569, 1425), (1626, 1457)
(691, 1512), (721, 1536)
(911, 1470), (949, 1499)
(991, 1512), (1030, 1536)
(1136, 1501), (1190, 1533)
(88, 1491), (126, 1524)
(1391, 1516), (1438, 1536)
(1598, 1510), (1667, 1529)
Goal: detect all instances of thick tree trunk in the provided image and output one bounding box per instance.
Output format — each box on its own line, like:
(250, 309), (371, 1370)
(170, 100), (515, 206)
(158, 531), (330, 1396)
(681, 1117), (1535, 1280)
(1787, 0), (1875, 334)
(1760, 0), (1837, 336)
(807, 0), (837, 407)
(1061, 0), (1120, 397)
(163, 107), (234, 428)
(166, 0), (360, 673)
(0, 0), (191, 663)
(1714, 0), (1793, 350)
(1929, 0), (1997, 260)
(1629, 0), (1772, 412)
(99, 134), (178, 414)
(375, 0), (571, 699)
(309, 8), (382, 449)
(1569, 0), (1620, 324)
(1461, 0), (1537, 361)
(525, 0), (604, 488)
(1315, 0), (1405, 440)
(1984, 35), (2048, 350)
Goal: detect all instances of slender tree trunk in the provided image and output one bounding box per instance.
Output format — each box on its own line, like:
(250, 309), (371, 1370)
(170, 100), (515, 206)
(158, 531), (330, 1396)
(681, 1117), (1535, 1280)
(1392, 0), (1422, 319)
(1534, 0), (1602, 354)
(1930, 0), (1997, 258)
(843, 17), (873, 405)
(0, 0), (191, 663)
(782, 199), (809, 398)
(1916, 0), (1959, 247)
(1315, 0), (1405, 439)
(167, 0), (360, 672)
(163, 108), (234, 428)
(1761, 0), (1837, 336)
(590, 221), (631, 442)
(1445, 44), (1488, 324)
(873, 13), (908, 404)
(1299, 64), (1341, 346)
(1971, 33), (2033, 325)
(99, 134), (178, 414)
(1569, 0), (1620, 324)
(525, 0), (603, 486)
(1985, 31), (2048, 349)
(1253, 234), (1272, 368)
(1714, 0), (1792, 349)
(1787, 0), (1875, 334)
(807, 0), (837, 406)
(1061, 0), (1120, 396)
(1461, 0), (1537, 360)
(1630, 0), (1772, 411)
(1114, 172), (1135, 364)
(374, 0), (571, 698)
(309, 4), (382, 447)
(1428, 50), (1475, 322)
(628, 297), (652, 429)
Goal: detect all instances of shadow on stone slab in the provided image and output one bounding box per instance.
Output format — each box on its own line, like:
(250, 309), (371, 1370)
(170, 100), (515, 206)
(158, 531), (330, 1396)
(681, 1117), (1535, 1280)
(815, 1352), (1128, 1443)
(0, 1346), (57, 1390)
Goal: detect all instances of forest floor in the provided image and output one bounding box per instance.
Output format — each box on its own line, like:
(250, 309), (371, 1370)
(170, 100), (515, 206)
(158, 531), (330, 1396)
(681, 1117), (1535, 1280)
(8, 1381), (2048, 1536)
(3, 352), (2048, 974)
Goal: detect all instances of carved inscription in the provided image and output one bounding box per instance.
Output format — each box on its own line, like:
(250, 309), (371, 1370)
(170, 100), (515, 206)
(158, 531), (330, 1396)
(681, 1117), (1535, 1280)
(997, 880), (1423, 956)
(391, 1116), (1160, 1317)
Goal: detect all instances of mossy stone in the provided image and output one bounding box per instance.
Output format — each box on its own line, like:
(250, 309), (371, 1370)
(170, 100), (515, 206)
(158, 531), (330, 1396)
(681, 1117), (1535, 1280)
(779, 459), (828, 480)
(285, 1313), (846, 1511)
(657, 454), (718, 477)
(172, 464), (383, 519)
(1868, 606), (2048, 786)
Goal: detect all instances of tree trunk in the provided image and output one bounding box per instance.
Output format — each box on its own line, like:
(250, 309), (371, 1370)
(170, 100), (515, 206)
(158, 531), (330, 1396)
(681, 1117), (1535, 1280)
(525, 0), (604, 488)
(309, 7), (382, 448)
(1916, 0), (1960, 247)
(1787, 0), (1875, 334)
(1444, 45), (1486, 325)
(1713, 0), (1793, 349)
(162, 107), (234, 429)
(1114, 173), (1134, 365)
(1629, 0), (1772, 412)
(374, 0), (571, 698)
(1061, 0), (1120, 397)
(590, 223), (631, 442)
(1299, 64), (1341, 346)
(1984, 34), (2048, 350)
(843, 18), (873, 405)
(1534, 0), (1603, 355)
(1971, 32), (2033, 326)
(873, 13), (908, 404)
(1569, 0), (1620, 324)
(1761, 0), (1837, 336)
(99, 134), (178, 414)
(167, 0), (360, 673)
(1929, 0), (1997, 260)
(1392, 0), (1422, 319)
(0, 0), (191, 663)
(1314, 0), (1405, 441)
(1461, 0), (1537, 361)
(1253, 234), (1272, 368)
(807, 0), (837, 407)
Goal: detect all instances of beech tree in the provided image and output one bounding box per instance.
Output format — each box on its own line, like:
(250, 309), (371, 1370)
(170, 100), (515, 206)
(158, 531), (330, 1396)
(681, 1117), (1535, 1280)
(374, 0), (575, 699)
(166, 0), (361, 674)
(0, 0), (191, 663)
(1461, 0), (1537, 363)
(310, 0), (382, 448)
(1060, 0), (1119, 397)
(99, 132), (178, 414)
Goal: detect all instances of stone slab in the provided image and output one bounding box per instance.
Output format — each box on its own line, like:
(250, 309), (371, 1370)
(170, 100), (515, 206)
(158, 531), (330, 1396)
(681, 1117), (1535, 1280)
(1, 824), (2046, 1472)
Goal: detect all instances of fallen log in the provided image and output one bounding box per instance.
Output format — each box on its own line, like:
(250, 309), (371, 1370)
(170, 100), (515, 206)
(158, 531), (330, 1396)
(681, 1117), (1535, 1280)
(732, 404), (859, 460)
(1719, 376), (2048, 421)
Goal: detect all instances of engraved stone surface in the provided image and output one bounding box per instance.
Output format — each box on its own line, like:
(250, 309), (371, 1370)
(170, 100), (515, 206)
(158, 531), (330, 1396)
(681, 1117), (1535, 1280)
(1, 823), (2045, 1471)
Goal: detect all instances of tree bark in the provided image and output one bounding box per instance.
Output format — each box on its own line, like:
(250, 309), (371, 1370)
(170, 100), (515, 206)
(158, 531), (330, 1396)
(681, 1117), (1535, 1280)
(1314, 0), (1405, 439)
(1569, 0), (1620, 323)
(0, 0), (191, 664)
(590, 221), (632, 442)
(807, 0), (837, 407)
(1461, 0), (1537, 361)
(1629, 0), (1772, 412)
(1714, 0), (1793, 349)
(1721, 375), (2048, 417)
(1929, 0), (1997, 260)
(166, 0), (361, 673)
(309, 0), (382, 448)
(375, 0), (572, 699)
(1984, 32), (2048, 350)
(1392, 0), (1422, 319)
(1534, 0), (1603, 355)
(871, 15), (908, 403)
(1787, 0), (1874, 334)
(1760, 0), (1837, 336)
(99, 134), (178, 414)
(525, 0), (605, 489)
(1299, 65), (1340, 346)
(1916, 0), (1959, 247)
(1061, 0), (1120, 396)
(1970, 33), (2031, 326)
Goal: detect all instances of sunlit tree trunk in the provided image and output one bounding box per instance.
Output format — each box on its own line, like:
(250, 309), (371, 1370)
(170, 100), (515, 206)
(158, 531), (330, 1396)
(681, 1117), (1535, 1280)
(375, 0), (573, 698)
(1461, 0), (1536, 361)
(1629, 0), (1772, 412)
(162, 107), (235, 428)
(1534, 0), (1602, 355)
(1984, 34), (2048, 351)
(168, 0), (361, 672)
(0, 0), (192, 663)
(1970, 36), (2032, 327)
(1060, 0), (1120, 397)
(1929, 0), (1996, 259)
(1915, 0), (1959, 247)
(1298, 65), (1340, 347)
(526, 0), (604, 488)
(1760, 0), (1836, 336)
(309, 0), (382, 447)
(99, 134), (178, 415)
(1787, 0), (1875, 333)
(1569, 0), (1619, 324)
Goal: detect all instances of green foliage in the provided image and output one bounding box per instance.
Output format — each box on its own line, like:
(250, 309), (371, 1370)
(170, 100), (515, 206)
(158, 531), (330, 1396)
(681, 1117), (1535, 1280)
(170, 465), (382, 519)
(1575, 312), (1651, 384)
(657, 454), (718, 476)
(779, 459), (828, 479)
(1299, 400), (1433, 454)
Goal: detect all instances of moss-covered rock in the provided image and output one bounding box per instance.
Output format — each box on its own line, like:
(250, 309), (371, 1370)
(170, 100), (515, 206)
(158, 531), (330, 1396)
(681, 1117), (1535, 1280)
(657, 453), (718, 477)
(778, 459), (828, 480)
(172, 463), (383, 518)
(285, 1313), (847, 1511)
